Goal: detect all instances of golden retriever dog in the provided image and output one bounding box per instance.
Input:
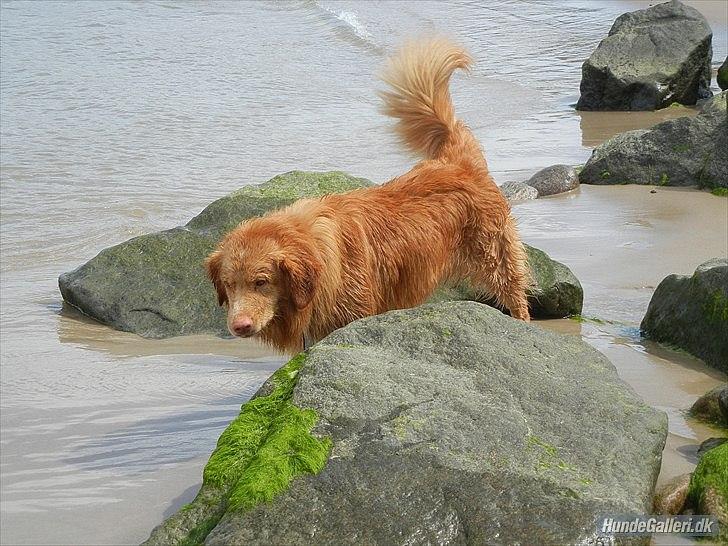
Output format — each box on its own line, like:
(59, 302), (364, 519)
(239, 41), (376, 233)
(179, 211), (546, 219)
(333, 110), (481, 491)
(206, 37), (530, 354)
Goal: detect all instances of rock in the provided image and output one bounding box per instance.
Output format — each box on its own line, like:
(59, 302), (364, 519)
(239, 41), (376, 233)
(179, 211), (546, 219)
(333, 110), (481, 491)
(429, 245), (584, 318)
(698, 438), (728, 458)
(654, 473), (691, 515)
(499, 181), (538, 202)
(525, 164), (580, 197)
(145, 302), (667, 546)
(691, 384), (728, 427)
(641, 258), (728, 373)
(718, 57), (728, 91)
(60, 171), (583, 337)
(686, 442), (728, 541)
(576, 0), (713, 111)
(579, 92), (727, 189)
(59, 171), (375, 338)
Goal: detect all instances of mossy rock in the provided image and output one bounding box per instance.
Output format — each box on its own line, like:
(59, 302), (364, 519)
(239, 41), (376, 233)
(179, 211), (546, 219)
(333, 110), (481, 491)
(641, 258), (728, 373)
(59, 171), (583, 337)
(59, 171), (374, 338)
(690, 384), (728, 428)
(145, 302), (667, 545)
(687, 442), (728, 541)
(718, 57), (728, 91)
(430, 245), (583, 318)
(579, 92), (727, 189)
(144, 354), (331, 545)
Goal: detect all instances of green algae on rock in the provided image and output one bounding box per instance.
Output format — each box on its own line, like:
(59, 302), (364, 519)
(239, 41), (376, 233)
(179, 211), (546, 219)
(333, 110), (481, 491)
(59, 171), (583, 338)
(641, 258), (728, 373)
(143, 354), (331, 546)
(147, 302), (667, 545)
(687, 442), (728, 540)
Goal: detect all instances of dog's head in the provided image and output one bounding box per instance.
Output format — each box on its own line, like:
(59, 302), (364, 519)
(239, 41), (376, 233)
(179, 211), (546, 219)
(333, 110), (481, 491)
(205, 220), (321, 339)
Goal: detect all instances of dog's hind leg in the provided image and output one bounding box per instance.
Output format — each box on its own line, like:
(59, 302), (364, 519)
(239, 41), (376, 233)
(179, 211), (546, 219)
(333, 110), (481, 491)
(470, 218), (531, 321)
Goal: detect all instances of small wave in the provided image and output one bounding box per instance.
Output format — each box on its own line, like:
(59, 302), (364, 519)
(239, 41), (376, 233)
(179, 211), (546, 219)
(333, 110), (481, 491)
(312, 1), (384, 55)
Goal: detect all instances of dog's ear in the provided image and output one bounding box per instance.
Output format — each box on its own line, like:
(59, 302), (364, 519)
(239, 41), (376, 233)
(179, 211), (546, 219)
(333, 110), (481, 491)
(280, 247), (321, 310)
(205, 250), (227, 306)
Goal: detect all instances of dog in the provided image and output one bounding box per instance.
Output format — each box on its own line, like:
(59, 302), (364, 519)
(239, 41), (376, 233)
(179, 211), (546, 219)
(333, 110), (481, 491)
(205, 37), (531, 354)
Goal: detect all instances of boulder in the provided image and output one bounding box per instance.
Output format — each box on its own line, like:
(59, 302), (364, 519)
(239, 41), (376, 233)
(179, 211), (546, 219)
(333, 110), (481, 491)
(579, 92), (727, 189)
(429, 245), (583, 318)
(59, 171), (374, 338)
(690, 384), (728, 427)
(641, 259), (728, 373)
(59, 172), (583, 338)
(145, 302), (667, 546)
(525, 164), (580, 197)
(576, 0), (713, 111)
(718, 57), (728, 91)
(499, 181), (537, 202)
(686, 442), (728, 542)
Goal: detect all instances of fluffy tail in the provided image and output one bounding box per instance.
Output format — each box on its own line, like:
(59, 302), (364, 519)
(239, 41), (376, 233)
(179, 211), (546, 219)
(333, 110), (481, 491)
(379, 37), (472, 160)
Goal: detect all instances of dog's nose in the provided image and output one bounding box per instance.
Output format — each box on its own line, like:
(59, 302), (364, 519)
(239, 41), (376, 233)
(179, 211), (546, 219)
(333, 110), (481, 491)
(231, 317), (253, 336)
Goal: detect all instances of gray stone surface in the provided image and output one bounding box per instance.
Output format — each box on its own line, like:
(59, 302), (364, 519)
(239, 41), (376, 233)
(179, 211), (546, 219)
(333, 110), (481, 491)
(641, 258), (728, 373)
(147, 302), (667, 545)
(499, 180), (538, 202)
(429, 244), (584, 318)
(690, 384), (728, 427)
(58, 171), (374, 338)
(525, 164), (580, 197)
(60, 172), (583, 337)
(576, 0), (713, 111)
(579, 92), (727, 188)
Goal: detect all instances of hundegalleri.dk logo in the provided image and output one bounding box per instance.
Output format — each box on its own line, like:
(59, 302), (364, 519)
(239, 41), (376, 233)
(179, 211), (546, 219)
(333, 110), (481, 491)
(597, 515), (719, 537)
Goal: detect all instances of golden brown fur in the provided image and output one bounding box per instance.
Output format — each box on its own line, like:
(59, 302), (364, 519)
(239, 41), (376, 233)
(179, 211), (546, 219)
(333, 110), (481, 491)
(206, 37), (531, 354)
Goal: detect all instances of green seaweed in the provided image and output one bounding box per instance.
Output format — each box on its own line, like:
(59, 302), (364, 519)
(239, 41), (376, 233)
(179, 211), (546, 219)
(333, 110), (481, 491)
(658, 173), (669, 186)
(203, 353), (332, 511)
(703, 290), (728, 325)
(600, 170), (611, 180)
(148, 354), (334, 545)
(687, 442), (728, 509)
(711, 187), (728, 197)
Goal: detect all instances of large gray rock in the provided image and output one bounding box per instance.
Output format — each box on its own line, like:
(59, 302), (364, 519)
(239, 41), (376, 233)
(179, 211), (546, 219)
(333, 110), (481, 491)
(145, 302), (667, 545)
(576, 0), (713, 111)
(579, 91), (727, 188)
(525, 164), (580, 197)
(59, 171), (375, 338)
(59, 172), (583, 338)
(641, 258), (728, 373)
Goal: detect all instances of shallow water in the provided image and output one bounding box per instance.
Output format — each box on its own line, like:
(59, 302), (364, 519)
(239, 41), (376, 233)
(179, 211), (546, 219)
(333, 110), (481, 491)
(1, 1), (726, 544)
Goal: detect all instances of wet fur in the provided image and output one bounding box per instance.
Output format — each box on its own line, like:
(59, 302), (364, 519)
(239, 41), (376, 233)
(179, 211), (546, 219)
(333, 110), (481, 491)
(206, 37), (531, 354)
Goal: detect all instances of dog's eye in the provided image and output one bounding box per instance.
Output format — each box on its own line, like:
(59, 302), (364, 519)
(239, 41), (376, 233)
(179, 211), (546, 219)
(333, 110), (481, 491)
(254, 278), (268, 288)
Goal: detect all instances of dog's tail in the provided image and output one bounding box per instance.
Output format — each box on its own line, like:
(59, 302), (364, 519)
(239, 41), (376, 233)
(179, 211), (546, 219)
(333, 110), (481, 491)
(379, 37), (477, 162)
